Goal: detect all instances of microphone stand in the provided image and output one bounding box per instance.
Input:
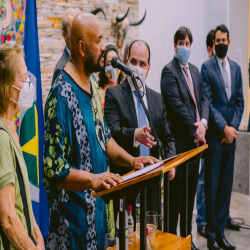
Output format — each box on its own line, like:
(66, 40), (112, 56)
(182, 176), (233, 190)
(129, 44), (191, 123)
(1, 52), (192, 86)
(131, 74), (169, 231)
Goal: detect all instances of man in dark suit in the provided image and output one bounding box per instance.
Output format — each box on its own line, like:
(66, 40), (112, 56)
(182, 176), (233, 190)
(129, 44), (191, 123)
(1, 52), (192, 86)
(201, 24), (244, 250)
(196, 29), (215, 238)
(105, 40), (176, 222)
(161, 27), (209, 250)
(51, 9), (80, 85)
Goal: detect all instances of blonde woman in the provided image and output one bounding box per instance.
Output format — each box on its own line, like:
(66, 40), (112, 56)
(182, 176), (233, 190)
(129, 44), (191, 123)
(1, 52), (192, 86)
(0, 43), (44, 250)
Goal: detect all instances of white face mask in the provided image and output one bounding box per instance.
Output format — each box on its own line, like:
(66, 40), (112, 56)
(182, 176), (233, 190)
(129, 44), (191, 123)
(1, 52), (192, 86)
(128, 63), (148, 88)
(105, 65), (120, 83)
(11, 77), (35, 110)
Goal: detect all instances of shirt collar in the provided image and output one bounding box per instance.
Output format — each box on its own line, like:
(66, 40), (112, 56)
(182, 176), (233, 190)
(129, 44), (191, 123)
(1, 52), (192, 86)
(175, 54), (189, 70)
(179, 62), (189, 70)
(127, 76), (146, 95)
(216, 55), (229, 66)
(66, 47), (71, 56)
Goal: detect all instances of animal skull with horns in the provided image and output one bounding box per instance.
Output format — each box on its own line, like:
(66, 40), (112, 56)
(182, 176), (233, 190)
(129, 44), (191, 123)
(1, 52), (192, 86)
(90, 7), (107, 19)
(114, 7), (146, 53)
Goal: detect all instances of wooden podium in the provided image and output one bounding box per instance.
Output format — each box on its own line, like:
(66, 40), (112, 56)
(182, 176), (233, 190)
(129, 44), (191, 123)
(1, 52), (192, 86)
(94, 145), (208, 249)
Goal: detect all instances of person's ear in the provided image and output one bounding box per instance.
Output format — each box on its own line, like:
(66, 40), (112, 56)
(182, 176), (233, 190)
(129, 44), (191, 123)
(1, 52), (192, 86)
(79, 40), (85, 58)
(146, 63), (151, 79)
(213, 39), (215, 46)
(62, 30), (66, 42)
(228, 39), (231, 47)
(174, 43), (178, 54)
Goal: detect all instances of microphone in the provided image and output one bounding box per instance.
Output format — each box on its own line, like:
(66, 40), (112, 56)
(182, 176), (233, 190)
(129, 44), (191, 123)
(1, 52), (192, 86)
(111, 57), (137, 78)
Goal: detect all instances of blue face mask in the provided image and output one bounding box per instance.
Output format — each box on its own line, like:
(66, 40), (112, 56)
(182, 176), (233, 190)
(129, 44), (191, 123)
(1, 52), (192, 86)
(177, 45), (191, 64)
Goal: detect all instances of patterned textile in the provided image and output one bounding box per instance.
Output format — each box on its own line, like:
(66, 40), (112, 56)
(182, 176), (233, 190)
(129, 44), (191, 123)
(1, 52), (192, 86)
(43, 70), (114, 250)
(0, 0), (26, 45)
(13, 111), (20, 135)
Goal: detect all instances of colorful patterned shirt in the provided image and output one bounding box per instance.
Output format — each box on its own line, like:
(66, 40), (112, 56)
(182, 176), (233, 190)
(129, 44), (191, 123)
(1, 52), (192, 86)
(43, 70), (112, 250)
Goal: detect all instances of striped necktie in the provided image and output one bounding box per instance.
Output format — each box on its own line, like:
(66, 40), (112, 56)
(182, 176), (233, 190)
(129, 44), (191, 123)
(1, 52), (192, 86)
(182, 67), (200, 122)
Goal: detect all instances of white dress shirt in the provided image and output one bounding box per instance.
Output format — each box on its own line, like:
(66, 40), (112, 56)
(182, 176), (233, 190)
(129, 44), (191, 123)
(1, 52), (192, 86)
(216, 55), (231, 99)
(127, 77), (149, 147)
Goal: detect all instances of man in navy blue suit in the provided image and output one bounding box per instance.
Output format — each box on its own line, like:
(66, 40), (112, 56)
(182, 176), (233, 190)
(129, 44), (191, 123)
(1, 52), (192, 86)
(201, 24), (244, 250)
(196, 29), (215, 239)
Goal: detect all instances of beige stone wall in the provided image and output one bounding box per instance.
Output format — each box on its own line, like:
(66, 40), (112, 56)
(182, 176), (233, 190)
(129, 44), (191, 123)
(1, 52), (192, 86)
(37, 0), (139, 105)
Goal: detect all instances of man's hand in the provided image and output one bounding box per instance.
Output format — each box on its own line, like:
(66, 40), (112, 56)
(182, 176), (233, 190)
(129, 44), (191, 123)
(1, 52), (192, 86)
(135, 126), (155, 148)
(194, 121), (206, 147)
(220, 125), (237, 144)
(92, 172), (123, 191)
(220, 136), (230, 144)
(131, 156), (159, 170)
(169, 168), (176, 180)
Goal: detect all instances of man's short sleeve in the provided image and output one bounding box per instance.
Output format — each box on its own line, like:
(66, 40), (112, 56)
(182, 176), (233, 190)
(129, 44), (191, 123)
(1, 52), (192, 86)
(104, 119), (112, 144)
(0, 130), (16, 190)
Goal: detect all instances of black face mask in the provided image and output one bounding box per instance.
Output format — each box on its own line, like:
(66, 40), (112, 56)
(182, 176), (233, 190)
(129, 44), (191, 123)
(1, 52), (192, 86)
(215, 43), (228, 59)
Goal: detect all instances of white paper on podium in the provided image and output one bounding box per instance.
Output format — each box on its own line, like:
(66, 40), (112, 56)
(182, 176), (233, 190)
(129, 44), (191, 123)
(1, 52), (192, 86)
(122, 154), (180, 182)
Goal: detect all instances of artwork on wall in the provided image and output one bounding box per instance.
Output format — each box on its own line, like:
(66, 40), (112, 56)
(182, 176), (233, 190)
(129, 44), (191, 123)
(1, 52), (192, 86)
(114, 7), (146, 54)
(0, 0), (26, 45)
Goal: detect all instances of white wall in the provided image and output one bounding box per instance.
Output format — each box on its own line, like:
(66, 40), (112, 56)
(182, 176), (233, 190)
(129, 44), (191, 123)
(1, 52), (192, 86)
(139, 0), (248, 128)
(229, 0), (248, 127)
(139, 0), (229, 93)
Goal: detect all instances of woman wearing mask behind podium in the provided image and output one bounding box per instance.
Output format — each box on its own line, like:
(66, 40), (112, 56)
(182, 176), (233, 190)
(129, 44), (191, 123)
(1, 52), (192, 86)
(98, 44), (125, 109)
(0, 43), (44, 250)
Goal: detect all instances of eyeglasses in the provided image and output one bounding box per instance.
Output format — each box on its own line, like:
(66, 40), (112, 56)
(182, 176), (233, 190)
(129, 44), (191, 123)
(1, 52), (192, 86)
(15, 76), (32, 89)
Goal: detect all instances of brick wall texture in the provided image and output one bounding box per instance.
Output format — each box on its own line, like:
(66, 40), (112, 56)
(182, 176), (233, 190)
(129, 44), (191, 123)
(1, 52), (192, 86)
(37, 0), (139, 105)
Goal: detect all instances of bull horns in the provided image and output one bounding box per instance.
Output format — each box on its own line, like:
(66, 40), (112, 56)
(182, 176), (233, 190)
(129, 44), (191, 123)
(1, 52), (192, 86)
(90, 7), (106, 20)
(129, 9), (147, 26)
(116, 7), (130, 23)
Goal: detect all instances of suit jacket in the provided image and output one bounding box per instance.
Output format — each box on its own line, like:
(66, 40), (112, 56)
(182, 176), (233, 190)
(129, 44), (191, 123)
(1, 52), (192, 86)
(104, 78), (176, 176)
(160, 57), (209, 153)
(51, 47), (70, 85)
(201, 55), (244, 151)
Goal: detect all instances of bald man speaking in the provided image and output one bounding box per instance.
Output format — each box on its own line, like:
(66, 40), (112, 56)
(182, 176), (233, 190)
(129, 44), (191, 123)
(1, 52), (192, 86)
(43, 13), (157, 250)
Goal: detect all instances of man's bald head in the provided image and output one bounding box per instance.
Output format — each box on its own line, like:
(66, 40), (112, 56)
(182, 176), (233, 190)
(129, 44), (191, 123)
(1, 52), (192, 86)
(62, 8), (81, 50)
(128, 40), (151, 64)
(71, 13), (100, 51)
(70, 13), (106, 74)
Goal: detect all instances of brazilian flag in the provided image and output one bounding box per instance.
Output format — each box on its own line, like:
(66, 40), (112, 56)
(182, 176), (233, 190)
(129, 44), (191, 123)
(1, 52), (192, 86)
(19, 0), (49, 239)
(20, 73), (40, 203)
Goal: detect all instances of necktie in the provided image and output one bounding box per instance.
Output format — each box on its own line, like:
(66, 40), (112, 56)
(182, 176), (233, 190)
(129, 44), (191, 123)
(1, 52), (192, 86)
(133, 90), (150, 156)
(182, 67), (200, 122)
(222, 61), (231, 100)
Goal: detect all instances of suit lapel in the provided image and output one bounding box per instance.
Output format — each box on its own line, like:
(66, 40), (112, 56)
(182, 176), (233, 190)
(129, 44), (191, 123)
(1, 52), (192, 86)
(173, 57), (194, 102)
(212, 56), (227, 99)
(122, 79), (138, 127)
(228, 58), (236, 102)
(146, 87), (154, 122)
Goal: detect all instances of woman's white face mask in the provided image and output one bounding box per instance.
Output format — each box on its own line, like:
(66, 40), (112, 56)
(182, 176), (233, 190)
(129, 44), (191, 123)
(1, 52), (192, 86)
(105, 65), (120, 83)
(11, 77), (35, 110)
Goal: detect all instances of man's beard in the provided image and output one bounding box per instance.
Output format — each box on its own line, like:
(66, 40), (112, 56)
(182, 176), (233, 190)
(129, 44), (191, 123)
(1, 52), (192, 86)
(84, 43), (105, 74)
